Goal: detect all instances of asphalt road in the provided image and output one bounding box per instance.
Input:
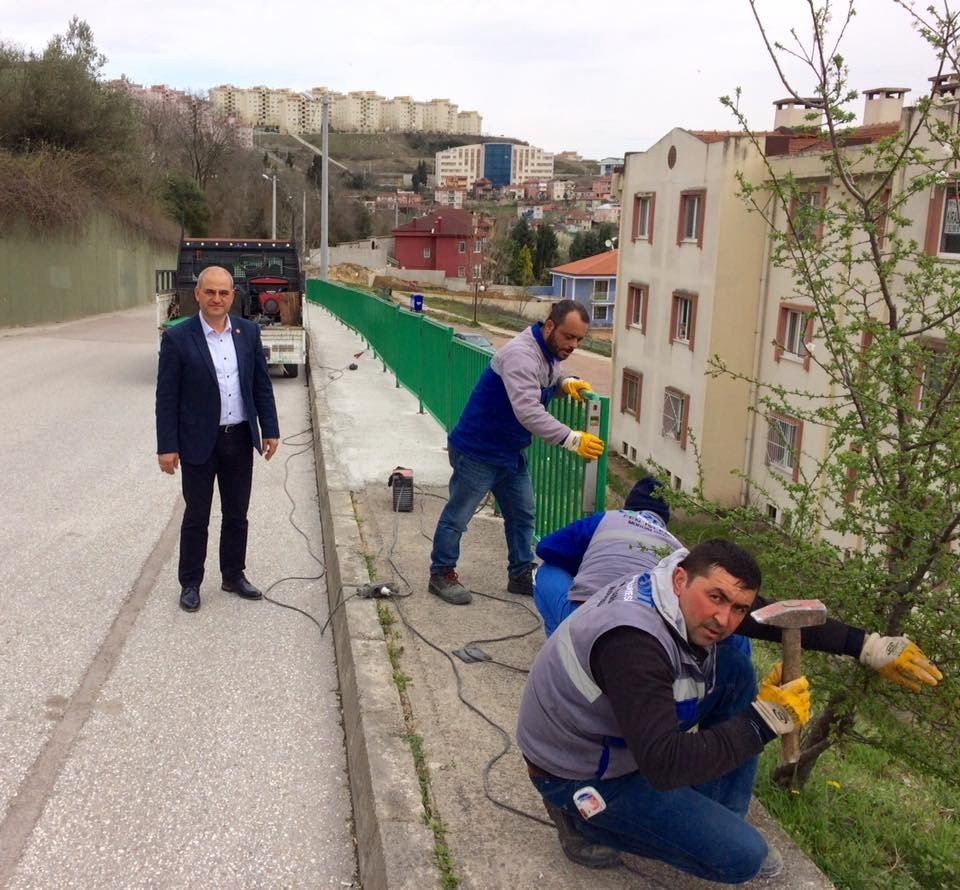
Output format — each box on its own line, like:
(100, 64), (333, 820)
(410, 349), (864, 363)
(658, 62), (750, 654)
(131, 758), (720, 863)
(0, 306), (356, 888)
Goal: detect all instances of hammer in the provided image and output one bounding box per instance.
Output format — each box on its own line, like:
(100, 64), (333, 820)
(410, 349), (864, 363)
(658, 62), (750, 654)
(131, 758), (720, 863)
(751, 599), (827, 764)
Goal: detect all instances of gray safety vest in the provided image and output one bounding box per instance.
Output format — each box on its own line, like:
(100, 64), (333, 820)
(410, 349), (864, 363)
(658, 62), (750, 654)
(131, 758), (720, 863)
(568, 510), (683, 603)
(517, 552), (716, 781)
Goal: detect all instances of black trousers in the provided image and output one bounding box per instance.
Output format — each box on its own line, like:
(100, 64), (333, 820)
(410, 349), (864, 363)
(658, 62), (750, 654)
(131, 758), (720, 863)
(178, 424), (254, 586)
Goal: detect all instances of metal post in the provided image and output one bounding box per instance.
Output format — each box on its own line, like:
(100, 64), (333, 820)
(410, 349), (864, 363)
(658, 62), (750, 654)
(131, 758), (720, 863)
(321, 96), (330, 282)
(581, 399), (602, 513)
(271, 175), (277, 240)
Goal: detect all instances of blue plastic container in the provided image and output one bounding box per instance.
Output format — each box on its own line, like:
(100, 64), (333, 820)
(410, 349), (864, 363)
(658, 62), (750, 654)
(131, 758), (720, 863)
(410, 293), (424, 312)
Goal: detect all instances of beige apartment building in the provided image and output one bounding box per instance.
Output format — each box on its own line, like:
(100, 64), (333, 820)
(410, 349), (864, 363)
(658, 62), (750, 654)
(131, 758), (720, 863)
(613, 85), (956, 524)
(611, 128), (769, 503)
(435, 143), (555, 189)
(208, 85), (481, 136)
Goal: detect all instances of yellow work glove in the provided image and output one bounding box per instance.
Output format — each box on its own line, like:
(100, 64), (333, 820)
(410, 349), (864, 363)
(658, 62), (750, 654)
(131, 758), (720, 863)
(859, 633), (944, 692)
(560, 377), (594, 401)
(750, 662), (811, 735)
(562, 431), (605, 461)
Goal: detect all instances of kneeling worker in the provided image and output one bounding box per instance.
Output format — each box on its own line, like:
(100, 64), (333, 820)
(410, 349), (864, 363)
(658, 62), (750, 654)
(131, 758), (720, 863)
(517, 540), (943, 883)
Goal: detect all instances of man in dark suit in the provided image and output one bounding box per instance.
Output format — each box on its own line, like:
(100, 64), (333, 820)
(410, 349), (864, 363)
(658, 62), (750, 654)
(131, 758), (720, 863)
(156, 265), (280, 612)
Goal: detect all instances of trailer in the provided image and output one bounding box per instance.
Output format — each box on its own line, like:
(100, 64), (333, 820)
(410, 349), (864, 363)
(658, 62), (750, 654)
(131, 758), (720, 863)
(156, 238), (307, 377)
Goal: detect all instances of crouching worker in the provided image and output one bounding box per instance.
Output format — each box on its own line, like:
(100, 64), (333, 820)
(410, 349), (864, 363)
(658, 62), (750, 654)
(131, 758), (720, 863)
(516, 540), (943, 883)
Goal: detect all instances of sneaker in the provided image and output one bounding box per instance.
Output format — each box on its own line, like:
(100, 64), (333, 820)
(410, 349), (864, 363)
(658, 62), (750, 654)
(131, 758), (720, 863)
(507, 566), (534, 596)
(543, 801), (621, 869)
(428, 569), (472, 605)
(758, 844), (784, 879)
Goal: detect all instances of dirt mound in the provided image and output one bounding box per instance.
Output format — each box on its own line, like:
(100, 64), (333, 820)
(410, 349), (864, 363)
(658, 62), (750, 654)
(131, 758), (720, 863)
(329, 263), (373, 285)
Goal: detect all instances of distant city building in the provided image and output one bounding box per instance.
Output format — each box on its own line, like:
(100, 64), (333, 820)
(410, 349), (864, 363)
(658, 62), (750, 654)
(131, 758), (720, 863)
(434, 188), (466, 209)
(113, 79), (254, 147)
(599, 156), (624, 176)
(435, 142), (554, 189)
(208, 84), (482, 137)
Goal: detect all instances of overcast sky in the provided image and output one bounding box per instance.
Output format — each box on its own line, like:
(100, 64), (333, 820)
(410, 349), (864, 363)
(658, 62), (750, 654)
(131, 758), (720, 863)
(4, 1), (942, 159)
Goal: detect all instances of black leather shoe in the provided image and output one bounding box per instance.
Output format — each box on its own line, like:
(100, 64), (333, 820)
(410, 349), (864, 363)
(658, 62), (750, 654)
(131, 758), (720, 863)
(179, 585), (201, 612)
(221, 574), (263, 600)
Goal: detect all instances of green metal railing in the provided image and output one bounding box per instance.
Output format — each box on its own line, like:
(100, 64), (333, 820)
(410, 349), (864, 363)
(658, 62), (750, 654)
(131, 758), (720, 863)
(307, 279), (608, 535)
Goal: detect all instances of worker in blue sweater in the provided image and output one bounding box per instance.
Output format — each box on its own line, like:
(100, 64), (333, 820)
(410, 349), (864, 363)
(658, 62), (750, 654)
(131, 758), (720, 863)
(428, 300), (603, 605)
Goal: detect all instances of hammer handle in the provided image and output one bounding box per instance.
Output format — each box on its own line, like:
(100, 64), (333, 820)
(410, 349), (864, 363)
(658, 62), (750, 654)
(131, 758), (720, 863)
(781, 627), (802, 764)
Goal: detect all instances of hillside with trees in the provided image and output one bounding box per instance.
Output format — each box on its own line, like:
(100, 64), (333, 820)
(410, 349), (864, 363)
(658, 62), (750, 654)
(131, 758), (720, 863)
(0, 18), (376, 247)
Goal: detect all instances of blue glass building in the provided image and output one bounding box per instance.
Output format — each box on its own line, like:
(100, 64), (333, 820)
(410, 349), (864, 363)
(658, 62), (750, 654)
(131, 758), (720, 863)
(483, 143), (513, 188)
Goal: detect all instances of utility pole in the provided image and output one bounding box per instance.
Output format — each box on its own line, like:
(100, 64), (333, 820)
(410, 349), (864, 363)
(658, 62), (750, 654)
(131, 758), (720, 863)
(321, 95), (330, 281)
(302, 191), (307, 258)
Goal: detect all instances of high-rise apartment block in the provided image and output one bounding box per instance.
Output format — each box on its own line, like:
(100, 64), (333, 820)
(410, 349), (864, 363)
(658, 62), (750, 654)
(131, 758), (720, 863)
(208, 85), (482, 137)
(435, 142), (554, 189)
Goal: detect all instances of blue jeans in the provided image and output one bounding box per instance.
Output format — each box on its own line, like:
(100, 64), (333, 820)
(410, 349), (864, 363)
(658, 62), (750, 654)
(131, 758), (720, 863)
(531, 644), (763, 884)
(430, 445), (535, 578)
(533, 564), (577, 636)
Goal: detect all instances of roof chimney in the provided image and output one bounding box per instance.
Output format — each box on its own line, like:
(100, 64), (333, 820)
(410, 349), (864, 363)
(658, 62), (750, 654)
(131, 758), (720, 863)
(930, 72), (960, 103)
(773, 97), (822, 130)
(862, 87), (909, 125)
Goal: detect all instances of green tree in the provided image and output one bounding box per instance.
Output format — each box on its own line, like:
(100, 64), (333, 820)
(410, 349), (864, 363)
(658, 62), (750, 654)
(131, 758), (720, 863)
(672, 0), (960, 791)
(568, 223), (616, 261)
(511, 244), (534, 287)
(412, 160), (428, 193)
(161, 172), (210, 236)
(533, 224), (559, 281)
(307, 155), (323, 191)
(510, 217), (536, 254)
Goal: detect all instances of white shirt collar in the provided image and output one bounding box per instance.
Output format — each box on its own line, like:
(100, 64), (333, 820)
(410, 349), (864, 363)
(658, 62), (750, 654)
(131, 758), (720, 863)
(199, 313), (231, 337)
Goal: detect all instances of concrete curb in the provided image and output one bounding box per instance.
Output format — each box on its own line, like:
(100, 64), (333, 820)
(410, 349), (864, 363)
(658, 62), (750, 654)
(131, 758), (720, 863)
(307, 349), (438, 890)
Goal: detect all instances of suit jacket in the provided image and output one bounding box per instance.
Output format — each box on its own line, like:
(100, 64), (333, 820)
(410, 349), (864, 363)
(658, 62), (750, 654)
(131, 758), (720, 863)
(156, 314), (280, 464)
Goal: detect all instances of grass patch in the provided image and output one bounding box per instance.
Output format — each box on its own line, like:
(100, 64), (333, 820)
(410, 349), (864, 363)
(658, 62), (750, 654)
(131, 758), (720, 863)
(754, 739), (960, 889)
(414, 294), (611, 356)
(375, 602), (460, 888)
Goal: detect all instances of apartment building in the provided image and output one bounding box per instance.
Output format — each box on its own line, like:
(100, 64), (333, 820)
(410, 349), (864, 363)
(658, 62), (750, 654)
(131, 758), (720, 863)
(435, 143), (554, 189)
(208, 85), (481, 137)
(742, 91), (915, 525)
(611, 128), (768, 502)
(613, 86), (952, 519)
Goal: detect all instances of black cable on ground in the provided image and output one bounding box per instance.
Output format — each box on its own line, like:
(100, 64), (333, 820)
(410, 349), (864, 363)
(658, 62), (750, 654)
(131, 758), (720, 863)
(386, 488), (552, 828)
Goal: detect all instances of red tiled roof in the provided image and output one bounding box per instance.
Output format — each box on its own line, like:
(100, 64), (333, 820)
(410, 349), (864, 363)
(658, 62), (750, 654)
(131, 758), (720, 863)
(687, 130), (745, 143)
(393, 208), (475, 236)
(766, 122), (902, 156)
(551, 250), (618, 277)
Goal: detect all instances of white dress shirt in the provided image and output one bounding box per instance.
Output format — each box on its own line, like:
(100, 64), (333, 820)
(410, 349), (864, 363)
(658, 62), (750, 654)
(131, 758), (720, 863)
(200, 315), (247, 426)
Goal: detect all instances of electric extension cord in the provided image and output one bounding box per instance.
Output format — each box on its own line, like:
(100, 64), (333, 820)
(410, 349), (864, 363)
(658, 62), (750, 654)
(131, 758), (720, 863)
(358, 582), (398, 599)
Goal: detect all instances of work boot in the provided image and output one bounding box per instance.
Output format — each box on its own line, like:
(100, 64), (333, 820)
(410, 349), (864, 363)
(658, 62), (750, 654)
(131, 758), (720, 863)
(758, 844), (784, 879)
(507, 566), (534, 596)
(428, 569), (472, 605)
(543, 801), (621, 869)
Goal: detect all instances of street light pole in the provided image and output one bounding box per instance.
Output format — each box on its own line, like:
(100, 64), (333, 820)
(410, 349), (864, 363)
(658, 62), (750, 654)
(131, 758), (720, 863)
(261, 173), (277, 239)
(321, 95), (330, 281)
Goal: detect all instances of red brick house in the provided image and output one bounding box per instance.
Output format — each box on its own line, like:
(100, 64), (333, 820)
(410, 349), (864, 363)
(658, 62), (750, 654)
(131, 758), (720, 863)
(392, 209), (491, 281)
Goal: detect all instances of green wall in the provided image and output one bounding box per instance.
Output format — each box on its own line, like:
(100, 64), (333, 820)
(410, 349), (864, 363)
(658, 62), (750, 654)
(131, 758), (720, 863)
(0, 213), (177, 327)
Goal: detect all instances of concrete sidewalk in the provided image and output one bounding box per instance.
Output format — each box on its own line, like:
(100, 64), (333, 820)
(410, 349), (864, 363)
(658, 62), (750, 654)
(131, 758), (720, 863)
(305, 301), (834, 890)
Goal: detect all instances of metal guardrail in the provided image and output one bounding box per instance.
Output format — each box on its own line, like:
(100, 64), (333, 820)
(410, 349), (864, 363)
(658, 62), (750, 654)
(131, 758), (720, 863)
(307, 279), (608, 535)
(155, 269), (176, 293)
